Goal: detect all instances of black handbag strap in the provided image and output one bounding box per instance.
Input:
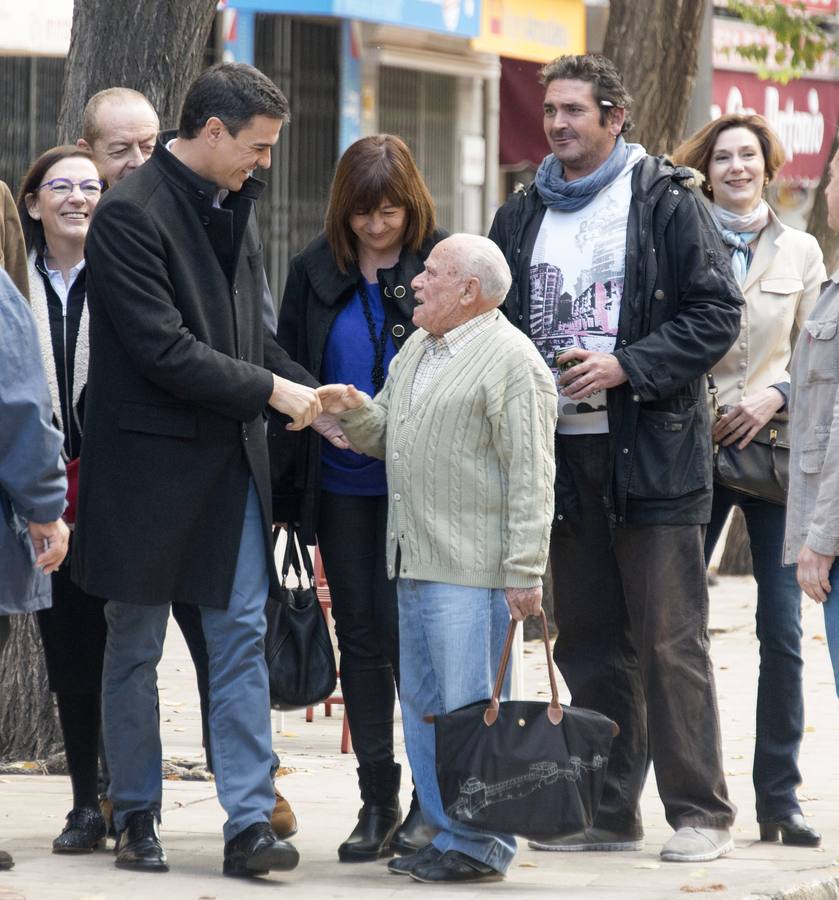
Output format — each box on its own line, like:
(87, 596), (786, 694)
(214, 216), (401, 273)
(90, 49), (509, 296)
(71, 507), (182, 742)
(484, 611), (563, 727)
(279, 526), (315, 588)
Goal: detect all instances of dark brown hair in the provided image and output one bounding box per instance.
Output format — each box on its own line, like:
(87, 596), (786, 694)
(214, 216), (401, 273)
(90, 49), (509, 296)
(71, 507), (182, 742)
(17, 145), (97, 257)
(540, 54), (634, 135)
(324, 134), (436, 273)
(671, 113), (786, 195)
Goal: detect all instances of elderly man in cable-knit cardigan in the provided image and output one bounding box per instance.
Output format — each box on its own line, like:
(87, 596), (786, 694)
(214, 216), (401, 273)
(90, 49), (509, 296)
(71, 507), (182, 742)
(318, 233), (557, 886)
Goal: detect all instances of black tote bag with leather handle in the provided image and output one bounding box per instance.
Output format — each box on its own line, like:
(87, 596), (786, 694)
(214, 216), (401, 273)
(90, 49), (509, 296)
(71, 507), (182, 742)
(432, 611), (618, 838)
(265, 526), (337, 711)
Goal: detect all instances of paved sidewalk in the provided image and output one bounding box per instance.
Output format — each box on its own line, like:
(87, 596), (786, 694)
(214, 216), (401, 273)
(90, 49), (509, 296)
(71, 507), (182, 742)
(2, 574), (839, 899)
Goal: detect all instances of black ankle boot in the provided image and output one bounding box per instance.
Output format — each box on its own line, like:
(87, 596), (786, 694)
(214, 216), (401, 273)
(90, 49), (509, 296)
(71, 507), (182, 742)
(390, 788), (438, 855)
(338, 761), (402, 862)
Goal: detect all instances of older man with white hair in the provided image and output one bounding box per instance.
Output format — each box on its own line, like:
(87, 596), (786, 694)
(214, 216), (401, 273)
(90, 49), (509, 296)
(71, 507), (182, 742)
(318, 233), (557, 884)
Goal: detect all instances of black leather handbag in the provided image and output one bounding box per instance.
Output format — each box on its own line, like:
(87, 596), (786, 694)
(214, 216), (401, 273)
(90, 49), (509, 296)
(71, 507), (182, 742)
(708, 374), (789, 506)
(265, 526), (337, 711)
(431, 612), (618, 839)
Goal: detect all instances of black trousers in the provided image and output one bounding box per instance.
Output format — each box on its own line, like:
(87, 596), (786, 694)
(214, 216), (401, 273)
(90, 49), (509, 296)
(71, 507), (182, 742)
(317, 491), (398, 766)
(551, 433), (735, 834)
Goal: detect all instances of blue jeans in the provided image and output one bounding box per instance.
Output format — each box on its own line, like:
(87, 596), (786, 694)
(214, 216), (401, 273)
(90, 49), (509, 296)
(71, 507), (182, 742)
(705, 483), (804, 822)
(396, 578), (515, 874)
(823, 561), (839, 697)
(102, 480), (276, 842)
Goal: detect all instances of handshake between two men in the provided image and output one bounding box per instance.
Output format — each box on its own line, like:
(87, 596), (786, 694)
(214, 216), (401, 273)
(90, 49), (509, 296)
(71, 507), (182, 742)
(268, 377), (544, 623)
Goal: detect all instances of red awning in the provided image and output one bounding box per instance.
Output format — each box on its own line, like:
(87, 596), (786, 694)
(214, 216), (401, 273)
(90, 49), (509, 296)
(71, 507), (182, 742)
(499, 57), (549, 170)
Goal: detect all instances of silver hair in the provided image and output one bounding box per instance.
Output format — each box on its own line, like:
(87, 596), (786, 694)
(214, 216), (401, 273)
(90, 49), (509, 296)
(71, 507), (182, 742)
(449, 233), (512, 305)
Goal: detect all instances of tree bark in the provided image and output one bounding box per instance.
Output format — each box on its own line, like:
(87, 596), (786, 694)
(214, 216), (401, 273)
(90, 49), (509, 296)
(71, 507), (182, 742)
(603, 0), (707, 155)
(807, 128), (839, 275)
(718, 507), (753, 576)
(56, 0), (218, 143)
(0, 615), (62, 762)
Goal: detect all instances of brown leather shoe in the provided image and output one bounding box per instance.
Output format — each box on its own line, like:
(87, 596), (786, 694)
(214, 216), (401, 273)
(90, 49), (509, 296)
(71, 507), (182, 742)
(271, 785), (298, 839)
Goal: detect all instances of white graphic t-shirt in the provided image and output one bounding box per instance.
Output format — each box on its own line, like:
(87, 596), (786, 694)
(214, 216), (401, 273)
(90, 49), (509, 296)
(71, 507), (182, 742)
(529, 148), (644, 434)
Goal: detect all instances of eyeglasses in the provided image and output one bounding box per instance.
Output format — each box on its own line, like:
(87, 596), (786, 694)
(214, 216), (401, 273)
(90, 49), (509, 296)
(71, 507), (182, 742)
(37, 177), (104, 197)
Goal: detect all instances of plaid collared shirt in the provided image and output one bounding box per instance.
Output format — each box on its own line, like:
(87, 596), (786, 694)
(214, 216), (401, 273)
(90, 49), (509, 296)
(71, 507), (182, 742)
(409, 310), (499, 410)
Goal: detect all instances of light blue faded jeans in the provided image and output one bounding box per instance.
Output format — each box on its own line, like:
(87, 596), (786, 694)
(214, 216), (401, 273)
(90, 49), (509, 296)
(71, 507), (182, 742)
(102, 480), (276, 842)
(823, 561), (839, 698)
(396, 578), (515, 874)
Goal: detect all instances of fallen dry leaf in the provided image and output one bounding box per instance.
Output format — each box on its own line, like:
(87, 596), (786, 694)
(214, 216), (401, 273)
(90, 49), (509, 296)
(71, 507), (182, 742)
(518, 862), (538, 868)
(680, 885), (725, 893)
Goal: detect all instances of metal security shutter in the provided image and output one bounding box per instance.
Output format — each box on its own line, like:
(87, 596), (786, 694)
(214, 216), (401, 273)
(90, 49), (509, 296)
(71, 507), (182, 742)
(378, 66), (456, 232)
(255, 16), (339, 305)
(0, 57), (66, 195)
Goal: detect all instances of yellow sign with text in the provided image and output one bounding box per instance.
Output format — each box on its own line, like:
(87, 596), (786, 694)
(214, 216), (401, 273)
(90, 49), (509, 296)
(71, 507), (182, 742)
(472, 0), (585, 62)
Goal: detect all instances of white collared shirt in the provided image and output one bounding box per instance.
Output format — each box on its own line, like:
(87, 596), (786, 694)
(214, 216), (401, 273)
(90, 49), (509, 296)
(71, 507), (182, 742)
(410, 310), (499, 409)
(43, 257), (85, 313)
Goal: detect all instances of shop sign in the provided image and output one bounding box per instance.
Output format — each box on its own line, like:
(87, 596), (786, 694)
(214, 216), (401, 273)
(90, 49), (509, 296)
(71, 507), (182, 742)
(0, 0), (72, 55)
(227, 0), (480, 36)
(712, 69), (839, 184)
(471, 0), (585, 62)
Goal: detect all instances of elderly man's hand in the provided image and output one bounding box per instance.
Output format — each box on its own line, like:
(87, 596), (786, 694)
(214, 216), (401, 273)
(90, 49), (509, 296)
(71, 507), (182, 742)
(557, 348), (627, 401)
(505, 586), (542, 621)
(28, 518), (70, 575)
(270, 375), (321, 430)
(317, 383), (365, 415)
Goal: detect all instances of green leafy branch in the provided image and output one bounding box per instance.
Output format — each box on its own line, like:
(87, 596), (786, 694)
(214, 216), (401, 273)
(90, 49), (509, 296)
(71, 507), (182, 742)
(722, 0), (835, 83)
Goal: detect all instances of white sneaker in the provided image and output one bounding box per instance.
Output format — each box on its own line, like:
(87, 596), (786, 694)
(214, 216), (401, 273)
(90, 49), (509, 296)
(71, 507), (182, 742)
(660, 827), (734, 862)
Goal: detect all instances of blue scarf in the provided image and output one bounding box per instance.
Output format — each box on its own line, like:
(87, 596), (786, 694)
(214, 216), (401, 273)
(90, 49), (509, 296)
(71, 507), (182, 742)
(534, 137), (633, 212)
(710, 201), (770, 286)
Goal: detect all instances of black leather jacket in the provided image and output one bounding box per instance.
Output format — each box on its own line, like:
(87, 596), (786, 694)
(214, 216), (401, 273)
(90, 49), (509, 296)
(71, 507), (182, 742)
(489, 155), (743, 526)
(270, 229), (446, 539)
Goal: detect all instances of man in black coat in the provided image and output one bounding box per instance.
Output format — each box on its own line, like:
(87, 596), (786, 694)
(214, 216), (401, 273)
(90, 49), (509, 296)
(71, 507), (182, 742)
(489, 54), (742, 863)
(73, 63), (320, 877)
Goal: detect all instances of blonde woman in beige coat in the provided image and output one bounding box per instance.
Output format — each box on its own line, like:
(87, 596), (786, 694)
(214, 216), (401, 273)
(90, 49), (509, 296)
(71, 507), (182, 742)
(673, 114), (825, 848)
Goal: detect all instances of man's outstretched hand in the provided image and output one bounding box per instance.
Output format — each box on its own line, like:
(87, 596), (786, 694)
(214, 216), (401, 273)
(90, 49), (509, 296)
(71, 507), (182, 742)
(317, 383), (365, 415)
(270, 376), (321, 430)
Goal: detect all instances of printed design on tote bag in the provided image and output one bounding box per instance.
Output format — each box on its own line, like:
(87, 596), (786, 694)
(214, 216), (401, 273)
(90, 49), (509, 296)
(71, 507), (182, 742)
(446, 755), (608, 821)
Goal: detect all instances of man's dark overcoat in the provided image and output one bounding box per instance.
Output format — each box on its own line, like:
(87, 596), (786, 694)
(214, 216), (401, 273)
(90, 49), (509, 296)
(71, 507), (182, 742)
(72, 137), (315, 609)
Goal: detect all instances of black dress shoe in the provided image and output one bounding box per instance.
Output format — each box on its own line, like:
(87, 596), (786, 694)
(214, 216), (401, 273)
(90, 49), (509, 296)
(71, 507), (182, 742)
(759, 814), (821, 847)
(0, 850), (13, 870)
(410, 849), (503, 884)
(387, 843), (441, 876)
(115, 810), (168, 871)
(53, 807), (107, 853)
(390, 798), (439, 855)
(223, 822), (299, 878)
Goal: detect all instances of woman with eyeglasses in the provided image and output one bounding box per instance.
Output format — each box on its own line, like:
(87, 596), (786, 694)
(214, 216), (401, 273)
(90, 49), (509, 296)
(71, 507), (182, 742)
(16, 145), (108, 854)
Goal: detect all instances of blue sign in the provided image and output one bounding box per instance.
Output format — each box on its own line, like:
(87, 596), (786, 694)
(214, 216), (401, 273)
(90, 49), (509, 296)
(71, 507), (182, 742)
(228, 0), (480, 38)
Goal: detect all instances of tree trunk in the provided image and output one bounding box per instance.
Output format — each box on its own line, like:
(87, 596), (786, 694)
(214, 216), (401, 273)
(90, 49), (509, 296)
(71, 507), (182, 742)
(0, 615), (62, 762)
(718, 507), (753, 576)
(807, 128), (839, 275)
(603, 0), (707, 155)
(56, 0), (219, 143)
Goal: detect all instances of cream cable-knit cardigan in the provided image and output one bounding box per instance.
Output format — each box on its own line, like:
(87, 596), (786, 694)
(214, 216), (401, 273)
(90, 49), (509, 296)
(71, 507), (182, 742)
(27, 251), (89, 437)
(340, 314), (557, 589)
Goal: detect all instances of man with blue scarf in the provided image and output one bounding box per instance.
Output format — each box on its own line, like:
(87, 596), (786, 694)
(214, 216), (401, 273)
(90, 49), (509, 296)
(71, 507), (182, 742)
(489, 54), (742, 863)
